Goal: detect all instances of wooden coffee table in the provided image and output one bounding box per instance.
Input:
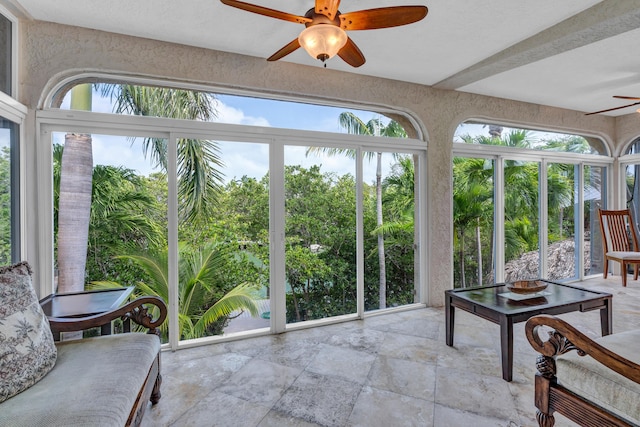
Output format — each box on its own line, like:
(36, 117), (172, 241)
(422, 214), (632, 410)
(445, 281), (612, 381)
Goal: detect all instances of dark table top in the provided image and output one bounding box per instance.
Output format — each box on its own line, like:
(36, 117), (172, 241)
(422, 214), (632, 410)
(39, 287), (134, 318)
(446, 281), (611, 315)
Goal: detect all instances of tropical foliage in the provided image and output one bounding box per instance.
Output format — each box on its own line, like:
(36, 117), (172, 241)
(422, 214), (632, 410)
(0, 146), (10, 265)
(306, 112), (409, 310)
(91, 243), (260, 340)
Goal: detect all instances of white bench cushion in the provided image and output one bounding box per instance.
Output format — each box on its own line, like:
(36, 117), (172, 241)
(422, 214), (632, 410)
(0, 332), (160, 427)
(557, 329), (640, 425)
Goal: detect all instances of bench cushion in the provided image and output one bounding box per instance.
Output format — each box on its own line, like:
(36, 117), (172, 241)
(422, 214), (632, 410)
(0, 332), (160, 427)
(557, 329), (640, 425)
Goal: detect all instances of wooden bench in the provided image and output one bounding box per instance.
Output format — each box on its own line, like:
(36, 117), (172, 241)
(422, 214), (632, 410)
(0, 295), (167, 427)
(525, 314), (640, 426)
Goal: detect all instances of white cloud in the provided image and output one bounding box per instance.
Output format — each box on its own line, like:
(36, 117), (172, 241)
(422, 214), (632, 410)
(213, 100), (271, 127)
(218, 141), (269, 182)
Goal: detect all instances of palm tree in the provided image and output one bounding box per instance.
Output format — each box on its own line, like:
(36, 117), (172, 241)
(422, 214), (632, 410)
(100, 84), (224, 223)
(453, 157), (493, 287)
(91, 242), (260, 340)
(375, 156), (415, 236)
(54, 143), (164, 284)
(306, 112), (406, 309)
(57, 83), (222, 294)
(57, 84), (93, 295)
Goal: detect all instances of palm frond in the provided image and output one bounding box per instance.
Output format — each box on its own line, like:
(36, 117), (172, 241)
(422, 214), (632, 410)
(192, 283), (260, 337)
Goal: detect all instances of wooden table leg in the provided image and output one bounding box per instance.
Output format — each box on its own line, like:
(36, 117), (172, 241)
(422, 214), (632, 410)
(446, 296), (454, 346)
(499, 316), (513, 381)
(600, 298), (612, 336)
(101, 322), (112, 336)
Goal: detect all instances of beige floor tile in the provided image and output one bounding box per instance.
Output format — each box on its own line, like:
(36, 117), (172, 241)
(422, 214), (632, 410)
(141, 276), (639, 426)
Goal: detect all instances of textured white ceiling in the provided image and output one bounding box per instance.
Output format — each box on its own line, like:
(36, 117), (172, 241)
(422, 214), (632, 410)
(9, 0), (640, 116)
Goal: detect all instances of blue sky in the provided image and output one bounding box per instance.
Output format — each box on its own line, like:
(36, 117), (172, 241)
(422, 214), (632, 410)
(56, 88), (402, 183)
(54, 86), (582, 185)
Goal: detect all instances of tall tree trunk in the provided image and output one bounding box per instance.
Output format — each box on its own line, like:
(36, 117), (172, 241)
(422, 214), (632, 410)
(291, 286), (301, 322)
(57, 133), (93, 293)
(476, 217), (483, 286)
(57, 84), (93, 294)
(376, 152), (387, 309)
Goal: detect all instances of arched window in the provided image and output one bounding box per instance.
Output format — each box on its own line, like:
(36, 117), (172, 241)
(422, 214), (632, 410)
(452, 120), (610, 288)
(455, 121), (607, 154)
(41, 79), (426, 348)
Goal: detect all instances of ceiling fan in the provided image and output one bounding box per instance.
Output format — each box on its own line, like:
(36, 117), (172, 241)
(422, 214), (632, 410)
(585, 96), (640, 115)
(220, 0), (428, 67)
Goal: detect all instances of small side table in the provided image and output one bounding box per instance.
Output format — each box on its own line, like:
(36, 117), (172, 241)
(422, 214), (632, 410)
(40, 287), (134, 340)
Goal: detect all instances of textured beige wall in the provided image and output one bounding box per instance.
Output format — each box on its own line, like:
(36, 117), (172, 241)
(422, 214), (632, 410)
(20, 21), (638, 305)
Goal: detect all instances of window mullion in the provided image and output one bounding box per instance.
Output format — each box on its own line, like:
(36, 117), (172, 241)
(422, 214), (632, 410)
(539, 159), (548, 279)
(167, 133), (179, 349)
(495, 156), (505, 283)
(269, 139), (286, 333)
(356, 147), (364, 317)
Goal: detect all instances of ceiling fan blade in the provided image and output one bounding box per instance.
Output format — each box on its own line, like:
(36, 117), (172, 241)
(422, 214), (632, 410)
(585, 101), (640, 115)
(267, 38), (301, 61)
(315, 0), (341, 20)
(339, 6), (428, 31)
(338, 38), (365, 67)
(613, 95), (640, 100)
(220, 0), (311, 24)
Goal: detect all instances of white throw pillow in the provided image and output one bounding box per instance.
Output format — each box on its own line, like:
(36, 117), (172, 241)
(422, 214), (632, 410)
(0, 262), (57, 403)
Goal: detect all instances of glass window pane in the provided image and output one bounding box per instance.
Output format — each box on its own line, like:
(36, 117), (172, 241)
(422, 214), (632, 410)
(0, 14), (11, 96)
(53, 132), (169, 343)
(453, 157), (495, 288)
(454, 122), (605, 155)
(504, 160), (540, 281)
(285, 145), (356, 323)
(547, 163), (578, 281)
(60, 85), (410, 138)
(178, 139), (270, 338)
(363, 152), (417, 309)
(586, 165), (606, 276)
(0, 118), (16, 263)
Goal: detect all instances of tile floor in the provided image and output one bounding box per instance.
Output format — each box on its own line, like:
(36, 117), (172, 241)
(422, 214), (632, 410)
(141, 277), (640, 427)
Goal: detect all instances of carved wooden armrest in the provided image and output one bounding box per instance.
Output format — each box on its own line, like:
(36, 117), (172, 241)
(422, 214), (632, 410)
(48, 296), (167, 337)
(525, 314), (640, 383)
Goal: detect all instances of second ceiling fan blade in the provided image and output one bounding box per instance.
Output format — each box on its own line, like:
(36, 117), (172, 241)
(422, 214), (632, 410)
(267, 39), (301, 61)
(613, 95), (640, 100)
(221, 0), (311, 24)
(338, 38), (365, 67)
(585, 101), (640, 115)
(340, 6), (428, 31)
(315, 0), (341, 20)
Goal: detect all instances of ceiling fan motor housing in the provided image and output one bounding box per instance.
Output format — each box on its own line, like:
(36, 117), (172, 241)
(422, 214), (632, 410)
(304, 8), (342, 27)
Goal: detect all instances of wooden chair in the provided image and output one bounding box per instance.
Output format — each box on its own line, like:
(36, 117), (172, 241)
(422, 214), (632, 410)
(598, 208), (640, 286)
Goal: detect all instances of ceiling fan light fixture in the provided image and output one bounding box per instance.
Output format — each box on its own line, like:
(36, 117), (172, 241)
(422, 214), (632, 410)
(298, 24), (347, 62)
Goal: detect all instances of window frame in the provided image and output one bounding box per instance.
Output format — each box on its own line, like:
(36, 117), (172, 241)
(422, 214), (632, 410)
(37, 91), (428, 349)
(0, 5), (25, 266)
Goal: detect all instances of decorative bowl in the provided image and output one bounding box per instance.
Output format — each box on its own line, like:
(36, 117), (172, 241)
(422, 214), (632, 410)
(506, 280), (548, 294)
